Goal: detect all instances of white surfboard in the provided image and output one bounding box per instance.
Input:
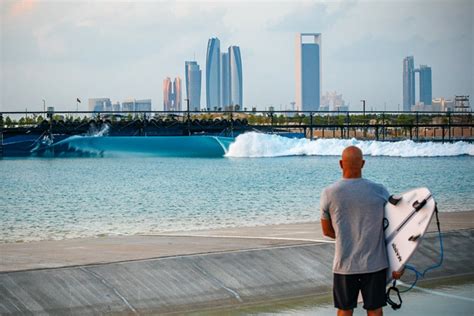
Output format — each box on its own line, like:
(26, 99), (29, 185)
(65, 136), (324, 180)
(384, 187), (436, 282)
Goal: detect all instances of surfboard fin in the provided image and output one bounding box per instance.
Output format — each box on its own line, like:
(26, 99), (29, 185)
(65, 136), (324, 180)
(388, 195), (402, 205)
(408, 234), (421, 242)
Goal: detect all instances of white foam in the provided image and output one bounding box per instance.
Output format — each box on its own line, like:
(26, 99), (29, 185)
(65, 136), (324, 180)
(225, 132), (474, 158)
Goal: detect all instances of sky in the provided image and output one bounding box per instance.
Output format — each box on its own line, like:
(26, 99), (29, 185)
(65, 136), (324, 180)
(1, 0), (473, 112)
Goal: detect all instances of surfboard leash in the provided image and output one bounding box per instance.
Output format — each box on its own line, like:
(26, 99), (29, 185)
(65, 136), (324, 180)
(386, 203), (444, 310)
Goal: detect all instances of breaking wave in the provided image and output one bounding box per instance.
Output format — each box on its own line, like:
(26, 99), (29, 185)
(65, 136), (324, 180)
(30, 135), (233, 158)
(225, 132), (474, 158)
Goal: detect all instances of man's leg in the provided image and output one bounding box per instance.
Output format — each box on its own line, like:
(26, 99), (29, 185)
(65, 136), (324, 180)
(338, 309), (354, 316)
(367, 307), (383, 316)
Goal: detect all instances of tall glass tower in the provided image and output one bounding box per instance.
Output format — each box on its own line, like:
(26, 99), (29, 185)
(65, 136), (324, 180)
(220, 52), (230, 107)
(403, 56), (416, 111)
(403, 57), (432, 110)
(206, 38), (221, 110)
(163, 77), (173, 111)
(418, 65), (432, 106)
(185, 61), (202, 111)
(229, 46), (243, 108)
(295, 33), (321, 112)
(173, 77), (182, 111)
(163, 77), (181, 111)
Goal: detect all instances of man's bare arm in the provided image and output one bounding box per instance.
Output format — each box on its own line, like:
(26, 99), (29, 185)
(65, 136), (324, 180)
(321, 218), (336, 239)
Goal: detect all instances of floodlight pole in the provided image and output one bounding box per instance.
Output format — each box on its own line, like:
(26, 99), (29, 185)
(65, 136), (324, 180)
(361, 99), (367, 138)
(185, 98), (190, 136)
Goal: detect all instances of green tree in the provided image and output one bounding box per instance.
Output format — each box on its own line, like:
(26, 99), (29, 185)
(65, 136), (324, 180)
(5, 116), (13, 127)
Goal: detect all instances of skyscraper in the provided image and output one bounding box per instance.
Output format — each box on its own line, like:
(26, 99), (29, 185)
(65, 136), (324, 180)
(295, 33), (321, 112)
(403, 57), (433, 110)
(206, 37), (221, 110)
(163, 77), (182, 112)
(185, 61), (202, 111)
(174, 77), (182, 111)
(163, 77), (173, 111)
(403, 56), (416, 111)
(228, 46), (243, 108)
(220, 52), (230, 107)
(418, 65), (432, 106)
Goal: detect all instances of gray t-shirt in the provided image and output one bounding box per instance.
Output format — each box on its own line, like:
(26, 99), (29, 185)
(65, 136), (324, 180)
(320, 178), (390, 275)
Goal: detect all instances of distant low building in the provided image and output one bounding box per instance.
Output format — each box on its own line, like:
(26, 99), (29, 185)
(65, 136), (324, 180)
(112, 101), (121, 112)
(320, 91), (349, 112)
(135, 99), (152, 112)
(122, 99), (135, 112)
(122, 98), (152, 113)
(415, 96), (470, 112)
(431, 98), (455, 112)
(454, 95), (471, 112)
(88, 98), (112, 112)
(411, 102), (433, 112)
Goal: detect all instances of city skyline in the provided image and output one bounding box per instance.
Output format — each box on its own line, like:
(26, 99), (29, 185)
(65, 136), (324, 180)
(1, 1), (472, 112)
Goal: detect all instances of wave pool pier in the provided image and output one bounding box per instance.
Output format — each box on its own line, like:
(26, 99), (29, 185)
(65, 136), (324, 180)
(1, 109), (473, 156)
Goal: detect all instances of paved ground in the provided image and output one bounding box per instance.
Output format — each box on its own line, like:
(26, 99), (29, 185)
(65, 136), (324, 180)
(1, 230), (472, 315)
(1, 211), (472, 273)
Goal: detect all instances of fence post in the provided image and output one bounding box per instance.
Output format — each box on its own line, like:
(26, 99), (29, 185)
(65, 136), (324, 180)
(448, 112), (451, 141)
(382, 113), (385, 140)
(0, 113), (3, 158)
(416, 112), (419, 141)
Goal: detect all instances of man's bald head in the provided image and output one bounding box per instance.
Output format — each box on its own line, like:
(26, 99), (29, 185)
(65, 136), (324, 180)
(339, 146), (365, 178)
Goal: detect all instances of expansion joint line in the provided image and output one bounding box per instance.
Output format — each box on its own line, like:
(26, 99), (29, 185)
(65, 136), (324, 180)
(190, 261), (243, 303)
(79, 267), (139, 315)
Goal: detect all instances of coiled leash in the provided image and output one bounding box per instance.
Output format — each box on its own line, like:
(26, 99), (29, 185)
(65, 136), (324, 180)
(386, 203), (443, 310)
(386, 280), (402, 310)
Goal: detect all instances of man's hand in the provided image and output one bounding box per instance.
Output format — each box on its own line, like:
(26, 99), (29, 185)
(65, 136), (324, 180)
(392, 268), (405, 280)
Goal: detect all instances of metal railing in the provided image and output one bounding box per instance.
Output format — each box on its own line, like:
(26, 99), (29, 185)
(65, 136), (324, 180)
(1, 109), (472, 143)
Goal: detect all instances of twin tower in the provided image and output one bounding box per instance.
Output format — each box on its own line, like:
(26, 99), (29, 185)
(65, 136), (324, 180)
(164, 38), (243, 112)
(403, 56), (432, 111)
(206, 38), (243, 111)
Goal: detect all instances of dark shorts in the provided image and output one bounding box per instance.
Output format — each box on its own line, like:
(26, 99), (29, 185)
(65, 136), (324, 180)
(333, 268), (387, 310)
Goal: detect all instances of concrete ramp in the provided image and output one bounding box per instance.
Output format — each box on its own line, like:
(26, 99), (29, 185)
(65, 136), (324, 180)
(0, 230), (472, 315)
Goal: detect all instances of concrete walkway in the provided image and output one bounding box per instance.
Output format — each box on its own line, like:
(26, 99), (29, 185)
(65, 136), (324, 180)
(0, 211), (473, 315)
(1, 211), (471, 273)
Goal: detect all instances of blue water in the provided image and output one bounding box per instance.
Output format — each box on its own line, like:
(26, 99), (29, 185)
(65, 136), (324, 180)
(1, 153), (473, 243)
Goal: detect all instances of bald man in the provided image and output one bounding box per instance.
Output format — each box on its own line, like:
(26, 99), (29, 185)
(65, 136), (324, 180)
(320, 146), (391, 316)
